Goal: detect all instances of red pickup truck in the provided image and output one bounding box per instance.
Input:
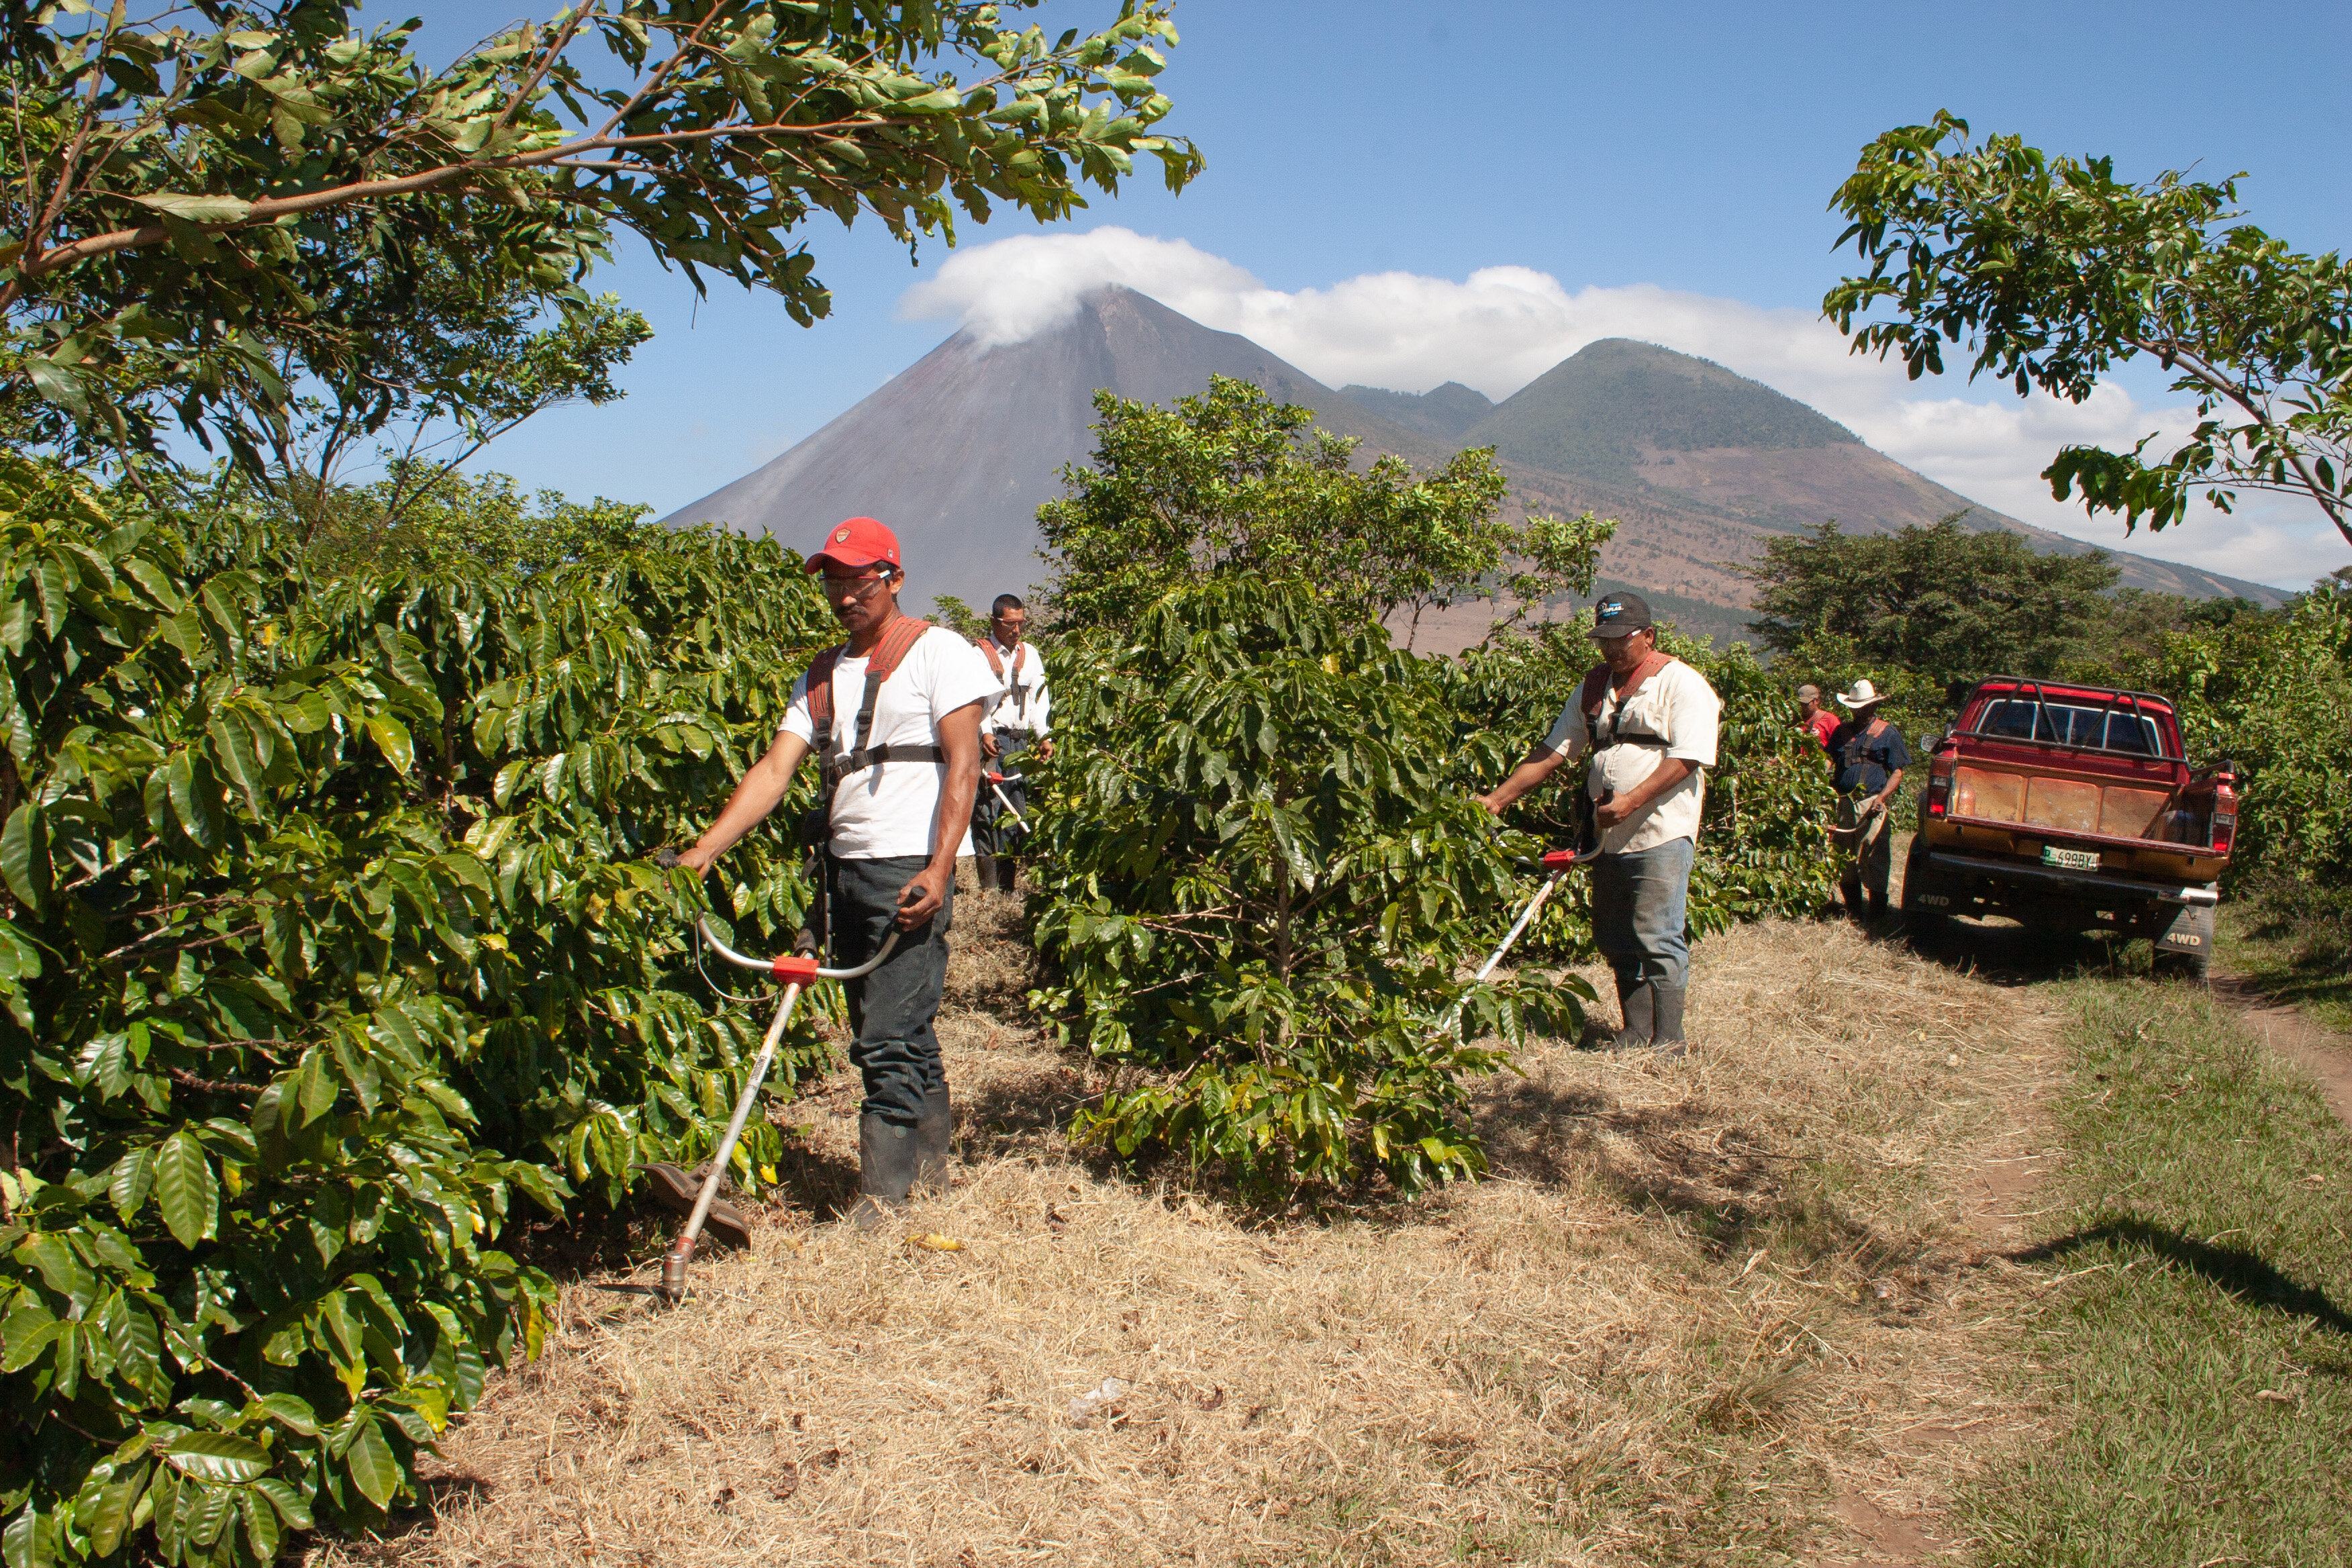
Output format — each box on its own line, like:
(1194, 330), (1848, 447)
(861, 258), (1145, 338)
(1900, 678), (2237, 979)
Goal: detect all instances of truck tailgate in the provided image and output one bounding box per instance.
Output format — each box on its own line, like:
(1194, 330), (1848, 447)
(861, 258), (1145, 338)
(1939, 754), (2224, 883)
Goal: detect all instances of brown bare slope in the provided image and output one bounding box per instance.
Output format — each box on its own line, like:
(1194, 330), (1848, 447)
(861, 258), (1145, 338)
(662, 287), (1461, 604)
(663, 291), (2286, 626)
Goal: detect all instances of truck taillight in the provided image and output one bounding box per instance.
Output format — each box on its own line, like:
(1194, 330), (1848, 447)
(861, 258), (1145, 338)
(2210, 811), (2235, 854)
(1927, 773), (1951, 816)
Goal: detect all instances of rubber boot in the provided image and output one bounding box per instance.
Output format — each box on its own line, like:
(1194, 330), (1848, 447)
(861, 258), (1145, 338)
(912, 1083), (952, 1193)
(1841, 879), (1867, 922)
(1867, 889), (1889, 924)
(845, 1112), (918, 1232)
(1650, 985), (1689, 1059)
(972, 854), (997, 894)
(1606, 981), (1655, 1052)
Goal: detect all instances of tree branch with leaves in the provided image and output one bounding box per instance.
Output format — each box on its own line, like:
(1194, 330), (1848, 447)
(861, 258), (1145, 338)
(0, 0), (1202, 464)
(1824, 110), (2352, 552)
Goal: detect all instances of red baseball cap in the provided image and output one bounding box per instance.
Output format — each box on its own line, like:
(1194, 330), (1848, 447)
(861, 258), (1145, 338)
(805, 516), (901, 575)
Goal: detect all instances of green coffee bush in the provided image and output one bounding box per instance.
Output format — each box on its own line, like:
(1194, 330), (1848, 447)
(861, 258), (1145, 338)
(1026, 580), (1578, 1197)
(0, 458), (833, 1565)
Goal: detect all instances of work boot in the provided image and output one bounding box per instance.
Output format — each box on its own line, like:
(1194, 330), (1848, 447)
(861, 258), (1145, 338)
(913, 1083), (952, 1193)
(1605, 980), (1655, 1052)
(1650, 985), (1689, 1059)
(845, 1112), (919, 1232)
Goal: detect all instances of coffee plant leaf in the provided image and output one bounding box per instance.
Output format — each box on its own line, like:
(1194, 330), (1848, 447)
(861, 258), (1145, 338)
(0, 455), (842, 1563)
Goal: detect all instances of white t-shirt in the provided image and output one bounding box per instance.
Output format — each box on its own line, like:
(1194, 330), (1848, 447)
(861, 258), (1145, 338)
(980, 636), (1051, 738)
(780, 625), (997, 860)
(1542, 658), (1722, 855)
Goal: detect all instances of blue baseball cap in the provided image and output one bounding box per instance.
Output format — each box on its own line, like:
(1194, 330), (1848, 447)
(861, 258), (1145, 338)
(1587, 591), (1655, 639)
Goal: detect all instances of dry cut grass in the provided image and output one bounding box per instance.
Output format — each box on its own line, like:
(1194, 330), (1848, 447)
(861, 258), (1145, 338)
(313, 891), (2067, 1567)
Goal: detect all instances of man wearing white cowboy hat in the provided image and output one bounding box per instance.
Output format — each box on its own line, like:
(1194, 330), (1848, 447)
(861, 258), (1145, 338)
(1826, 678), (1910, 922)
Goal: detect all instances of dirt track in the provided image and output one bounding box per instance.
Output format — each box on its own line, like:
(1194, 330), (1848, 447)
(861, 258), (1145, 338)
(2211, 973), (2352, 1132)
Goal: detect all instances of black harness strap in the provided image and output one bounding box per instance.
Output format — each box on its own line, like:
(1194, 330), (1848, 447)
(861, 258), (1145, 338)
(810, 617), (937, 794)
(825, 667), (948, 791)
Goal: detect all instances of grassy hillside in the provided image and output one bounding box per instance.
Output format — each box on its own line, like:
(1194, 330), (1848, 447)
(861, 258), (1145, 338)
(1464, 338), (1862, 485)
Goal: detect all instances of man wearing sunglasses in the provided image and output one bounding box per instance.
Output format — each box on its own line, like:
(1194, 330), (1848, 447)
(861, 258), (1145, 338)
(971, 593), (1053, 895)
(676, 517), (995, 1227)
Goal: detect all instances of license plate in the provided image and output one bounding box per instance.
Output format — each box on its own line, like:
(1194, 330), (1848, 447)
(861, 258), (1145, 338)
(2041, 846), (2101, 871)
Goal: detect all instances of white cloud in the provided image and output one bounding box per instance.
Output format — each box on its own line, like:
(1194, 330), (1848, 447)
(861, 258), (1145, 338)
(898, 228), (2350, 591)
(898, 229), (1260, 348)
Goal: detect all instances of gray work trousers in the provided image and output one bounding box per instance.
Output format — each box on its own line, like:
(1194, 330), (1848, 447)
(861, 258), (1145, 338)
(1587, 836), (1696, 991)
(829, 854), (954, 1126)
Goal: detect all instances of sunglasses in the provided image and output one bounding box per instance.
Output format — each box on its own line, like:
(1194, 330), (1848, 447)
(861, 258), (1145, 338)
(822, 573), (893, 601)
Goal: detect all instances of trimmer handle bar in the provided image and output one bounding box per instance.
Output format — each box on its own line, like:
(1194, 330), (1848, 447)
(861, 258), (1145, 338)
(695, 914), (897, 980)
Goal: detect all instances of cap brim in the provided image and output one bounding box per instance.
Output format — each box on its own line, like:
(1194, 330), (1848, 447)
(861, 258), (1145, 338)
(804, 548), (891, 574)
(1587, 623), (1651, 639)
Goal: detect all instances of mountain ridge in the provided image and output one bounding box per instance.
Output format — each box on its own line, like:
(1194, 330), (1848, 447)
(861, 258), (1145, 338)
(663, 288), (2289, 649)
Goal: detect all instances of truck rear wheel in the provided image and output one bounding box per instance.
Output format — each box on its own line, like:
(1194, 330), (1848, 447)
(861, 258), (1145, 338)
(2152, 902), (2215, 985)
(1900, 840), (1955, 943)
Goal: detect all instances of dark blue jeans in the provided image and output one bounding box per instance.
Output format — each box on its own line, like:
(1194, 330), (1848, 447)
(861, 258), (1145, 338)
(830, 854), (953, 1126)
(1588, 836), (1696, 991)
(972, 732), (1031, 859)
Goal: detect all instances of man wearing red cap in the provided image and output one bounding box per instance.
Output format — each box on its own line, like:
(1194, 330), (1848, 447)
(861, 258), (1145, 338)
(676, 517), (997, 1227)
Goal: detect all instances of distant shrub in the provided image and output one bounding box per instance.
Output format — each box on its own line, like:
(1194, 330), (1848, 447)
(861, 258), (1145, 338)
(2117, 577), (2352, 890)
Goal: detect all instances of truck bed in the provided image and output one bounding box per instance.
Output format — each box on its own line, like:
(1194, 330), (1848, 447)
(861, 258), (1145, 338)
(1918, 679), (2233, 891)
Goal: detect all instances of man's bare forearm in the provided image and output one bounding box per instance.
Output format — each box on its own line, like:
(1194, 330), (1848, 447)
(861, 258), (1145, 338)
(1479, 746), (1569, 814)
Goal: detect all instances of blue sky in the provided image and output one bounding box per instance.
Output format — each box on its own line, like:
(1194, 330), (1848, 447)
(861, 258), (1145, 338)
(385, 0), (2352, 588)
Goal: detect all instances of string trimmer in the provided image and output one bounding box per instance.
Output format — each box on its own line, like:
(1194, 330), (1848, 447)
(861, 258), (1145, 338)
(1430, 842), (1597, 1036)
(641, 905), (897, 1306)
(985, 769), (1028, 830)
(1473, 847), (1583, 983)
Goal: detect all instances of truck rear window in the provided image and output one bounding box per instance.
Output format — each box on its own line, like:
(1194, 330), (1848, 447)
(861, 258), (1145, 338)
(1975, 699), (2171, 757)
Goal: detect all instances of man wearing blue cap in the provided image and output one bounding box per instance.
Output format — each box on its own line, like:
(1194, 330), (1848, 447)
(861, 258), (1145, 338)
(1477, 591), (1721, 1057)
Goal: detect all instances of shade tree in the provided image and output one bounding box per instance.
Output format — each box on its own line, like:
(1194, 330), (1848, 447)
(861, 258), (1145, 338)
(1826, 111), (2352, 552)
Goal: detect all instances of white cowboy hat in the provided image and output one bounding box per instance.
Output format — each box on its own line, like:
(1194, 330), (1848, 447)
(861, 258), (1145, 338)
(1834, 679), (1884, 708)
